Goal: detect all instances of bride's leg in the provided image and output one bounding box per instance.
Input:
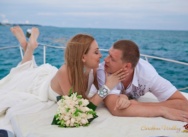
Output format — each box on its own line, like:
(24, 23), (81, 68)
(10, 26), (27, 52)
(20, 27), (39, 64)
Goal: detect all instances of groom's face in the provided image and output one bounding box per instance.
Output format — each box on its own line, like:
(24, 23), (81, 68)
(104, 47), (125, 73)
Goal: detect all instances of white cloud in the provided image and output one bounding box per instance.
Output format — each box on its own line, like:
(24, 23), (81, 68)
(37, 12), (58, 16)
(25, 20), (30, 24)
(0, 14), (6, 18)
(2, 19), (9, 23)
(0, 13), (9, 23)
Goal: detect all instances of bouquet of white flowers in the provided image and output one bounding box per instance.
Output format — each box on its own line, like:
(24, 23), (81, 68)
(52, 90), (98, 127)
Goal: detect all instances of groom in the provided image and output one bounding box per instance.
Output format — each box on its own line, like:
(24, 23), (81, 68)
(97, 39), (188, 122)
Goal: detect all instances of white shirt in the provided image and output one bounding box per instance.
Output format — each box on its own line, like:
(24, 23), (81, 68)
(97, 58), (177, 101)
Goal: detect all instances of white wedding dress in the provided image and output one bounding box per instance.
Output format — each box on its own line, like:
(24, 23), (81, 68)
(0, 56), (94, 133)
(0, 57), (58, 133)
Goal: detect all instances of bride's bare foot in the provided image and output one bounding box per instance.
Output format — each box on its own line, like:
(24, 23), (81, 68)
(27, 27), (39, 51)
(10, 26), (27, 52)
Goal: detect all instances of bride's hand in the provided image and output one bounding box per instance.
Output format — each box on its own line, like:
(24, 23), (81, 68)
(105, 69), (128, 90)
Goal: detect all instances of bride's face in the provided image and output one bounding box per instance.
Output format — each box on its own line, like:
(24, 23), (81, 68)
(82, 40), (102, 69)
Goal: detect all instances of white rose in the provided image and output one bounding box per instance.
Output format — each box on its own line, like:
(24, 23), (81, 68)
(81, 113), (87, 118)
(64, 100), (71, 106)
(65, 120), (71, 126)
(87, 114), (93, 119)
(70, 118), (75, 124)
(72, 95), (78, 101)
(64, 96), (69, 100)
(63, 115), (70, 121)
(84, 107), (91, 112)
(82, 99), (89, 106)
(75, 116), (81, 122)
(79, 106), (89, 112)
(81, 119), (88, 125)
(69, 108), (76, 114)
(62, 107), (67, 113)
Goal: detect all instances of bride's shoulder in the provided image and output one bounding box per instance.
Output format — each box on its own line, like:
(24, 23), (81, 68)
(58, 65), (67, 73)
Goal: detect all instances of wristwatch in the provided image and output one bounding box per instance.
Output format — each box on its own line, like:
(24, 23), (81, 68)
(98, 85), (110, 98)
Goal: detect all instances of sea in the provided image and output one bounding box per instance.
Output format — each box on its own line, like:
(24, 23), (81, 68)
(0, 25), (188, 93)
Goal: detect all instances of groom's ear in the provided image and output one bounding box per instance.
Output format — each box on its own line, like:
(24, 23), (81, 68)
(123, 62), (132, 69)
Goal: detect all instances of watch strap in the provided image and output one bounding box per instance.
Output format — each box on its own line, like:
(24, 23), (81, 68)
(98, 85), (110, 98)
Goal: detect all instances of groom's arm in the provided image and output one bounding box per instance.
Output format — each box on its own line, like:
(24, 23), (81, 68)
(137, 91), (188, 111)
(104, 93), (188, 122)
(104, 94), (163, 117)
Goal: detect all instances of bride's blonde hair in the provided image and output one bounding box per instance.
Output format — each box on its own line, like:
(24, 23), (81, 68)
(65, 34), (94, 98)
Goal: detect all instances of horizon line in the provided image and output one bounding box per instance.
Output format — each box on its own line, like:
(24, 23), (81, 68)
(1, 22), (188, 32)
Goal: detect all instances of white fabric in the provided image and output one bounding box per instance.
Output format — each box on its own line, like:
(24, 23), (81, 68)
(0, 115), (14, 134)
(0, 57), (59, 134)
(97, 59), (177, 101)
(48, 84), (59, 101)
(0, 58), (58, 111)
(9, 92), (188, 137)
(86, 69), (95, 97)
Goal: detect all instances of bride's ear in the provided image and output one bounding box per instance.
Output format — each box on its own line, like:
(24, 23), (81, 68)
(82, 55), (86, 63)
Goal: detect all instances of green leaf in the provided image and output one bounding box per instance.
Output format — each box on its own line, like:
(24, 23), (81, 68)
(51, 115), (60, 125)
(77, 95), (82, 99)
(66, 108), (70, 112)
(60, 120), (65, 126)
(87, 102), (97, 111)
(56, 96), (62, 102)
(78, 101), (82, 105)
(68, 88), (73, 96)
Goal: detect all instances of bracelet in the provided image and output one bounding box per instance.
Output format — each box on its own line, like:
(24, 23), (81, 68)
(97, 85), (110, 98)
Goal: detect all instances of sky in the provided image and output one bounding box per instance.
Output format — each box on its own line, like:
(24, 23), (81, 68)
(0, 0), (188, 30)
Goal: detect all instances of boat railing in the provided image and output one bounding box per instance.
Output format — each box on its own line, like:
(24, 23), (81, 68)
(1, 43), (188, 91)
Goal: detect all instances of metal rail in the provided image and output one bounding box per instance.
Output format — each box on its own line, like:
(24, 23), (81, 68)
(1, 44), (188, 91)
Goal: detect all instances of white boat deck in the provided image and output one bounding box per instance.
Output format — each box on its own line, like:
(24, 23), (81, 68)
(8, 92), (188, 137)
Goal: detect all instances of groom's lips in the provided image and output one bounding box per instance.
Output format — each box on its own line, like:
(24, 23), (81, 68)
(104, 63), (108, 69)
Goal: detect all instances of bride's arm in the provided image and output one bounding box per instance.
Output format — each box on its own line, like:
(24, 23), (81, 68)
(89, 69), (126, 106)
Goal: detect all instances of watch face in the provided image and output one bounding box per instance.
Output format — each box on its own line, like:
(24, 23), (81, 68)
(98, 87), (108, 98)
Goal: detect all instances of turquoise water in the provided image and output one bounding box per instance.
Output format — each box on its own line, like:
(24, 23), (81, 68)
(0, 25), (188, 93)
